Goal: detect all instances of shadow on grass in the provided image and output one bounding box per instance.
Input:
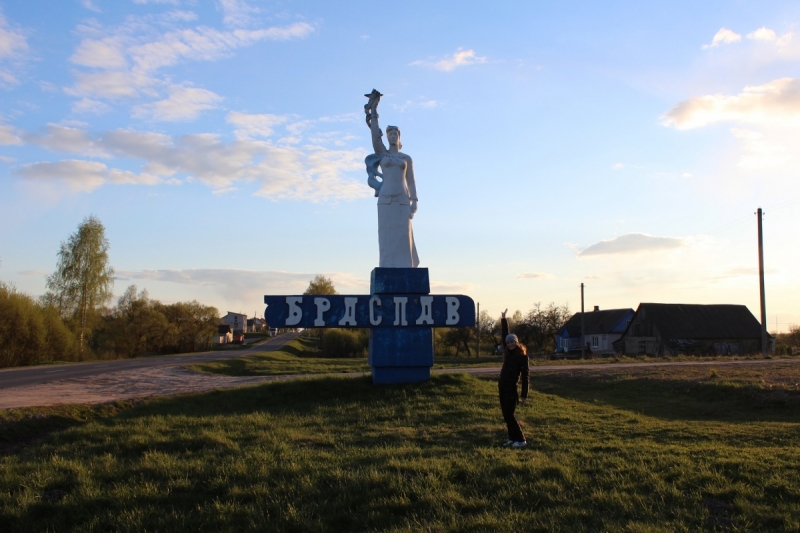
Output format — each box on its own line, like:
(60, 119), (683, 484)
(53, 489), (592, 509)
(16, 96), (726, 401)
(532, 373), (800, 423)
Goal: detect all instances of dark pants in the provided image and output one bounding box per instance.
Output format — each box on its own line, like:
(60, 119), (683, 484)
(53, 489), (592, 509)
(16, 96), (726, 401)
(499, 387), (525, 442)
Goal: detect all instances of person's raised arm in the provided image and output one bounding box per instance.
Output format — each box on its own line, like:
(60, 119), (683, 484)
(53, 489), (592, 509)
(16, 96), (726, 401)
(501, 309), (509, 339)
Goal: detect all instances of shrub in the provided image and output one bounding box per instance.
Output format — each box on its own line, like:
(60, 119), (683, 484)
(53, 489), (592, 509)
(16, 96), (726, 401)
(320, 328), (368, 358)
(0, 283), (74, 368)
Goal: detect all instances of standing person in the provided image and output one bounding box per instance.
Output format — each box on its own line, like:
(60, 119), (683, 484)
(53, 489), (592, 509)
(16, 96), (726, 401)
(499, 309), (530, 448)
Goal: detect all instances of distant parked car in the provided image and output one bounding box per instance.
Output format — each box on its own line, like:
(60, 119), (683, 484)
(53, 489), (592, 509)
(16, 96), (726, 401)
(232, 333), (245, 344)
(269, 328), (278, 336)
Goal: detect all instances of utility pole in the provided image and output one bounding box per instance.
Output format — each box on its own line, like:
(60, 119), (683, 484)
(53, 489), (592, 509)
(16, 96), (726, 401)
(757, 208), (768, 356)
(476, 302), (480, 358)
(580, 283), (585, 359)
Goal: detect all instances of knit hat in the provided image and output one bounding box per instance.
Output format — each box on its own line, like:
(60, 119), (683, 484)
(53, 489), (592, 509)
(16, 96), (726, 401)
(505, 334), (518, 344)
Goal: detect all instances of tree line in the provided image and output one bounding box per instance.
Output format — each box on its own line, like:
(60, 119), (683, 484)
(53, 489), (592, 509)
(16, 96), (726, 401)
(0, 216), (219, 369)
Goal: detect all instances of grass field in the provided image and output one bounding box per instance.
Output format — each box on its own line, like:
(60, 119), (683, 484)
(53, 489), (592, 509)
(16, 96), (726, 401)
(2, 362), (800, 532)
(189, 336), (506, 377)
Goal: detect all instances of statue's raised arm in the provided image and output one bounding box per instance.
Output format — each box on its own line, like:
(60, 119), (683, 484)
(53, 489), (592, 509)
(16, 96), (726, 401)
(364, 89), (387, 155)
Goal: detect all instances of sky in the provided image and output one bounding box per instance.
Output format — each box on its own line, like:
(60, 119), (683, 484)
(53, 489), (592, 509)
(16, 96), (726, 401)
(1, 0), (799, 332)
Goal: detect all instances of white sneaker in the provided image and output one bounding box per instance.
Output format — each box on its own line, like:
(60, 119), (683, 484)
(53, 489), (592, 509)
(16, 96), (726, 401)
(502, 440), (514, 447)
(511, 441), (527, 448)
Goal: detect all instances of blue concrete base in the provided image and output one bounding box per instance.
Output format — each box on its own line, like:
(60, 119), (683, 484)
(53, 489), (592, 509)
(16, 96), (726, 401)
(372, 366), (431, 384)
(369, 267), (434, 385)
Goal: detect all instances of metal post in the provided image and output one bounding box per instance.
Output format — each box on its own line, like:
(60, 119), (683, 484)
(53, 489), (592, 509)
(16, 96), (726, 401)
(757, 208), (768, 356)
(580, 283), (585, 359)
(476, 302), (480, 357)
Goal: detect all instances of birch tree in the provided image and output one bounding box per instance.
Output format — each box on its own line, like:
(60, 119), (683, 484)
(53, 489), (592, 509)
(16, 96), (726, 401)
(45, 215), (114, 356)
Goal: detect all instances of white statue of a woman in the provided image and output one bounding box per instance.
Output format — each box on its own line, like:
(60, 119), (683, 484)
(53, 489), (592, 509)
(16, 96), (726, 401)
(364, 90), (420, 268)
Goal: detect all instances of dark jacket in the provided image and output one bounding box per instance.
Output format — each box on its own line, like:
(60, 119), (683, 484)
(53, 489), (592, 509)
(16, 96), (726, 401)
(499, 317), (530, 398)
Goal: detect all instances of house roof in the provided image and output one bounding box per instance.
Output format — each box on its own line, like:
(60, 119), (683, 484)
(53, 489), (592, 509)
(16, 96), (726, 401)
(629, 303), (764, 339)
(559, 308), (634, 337)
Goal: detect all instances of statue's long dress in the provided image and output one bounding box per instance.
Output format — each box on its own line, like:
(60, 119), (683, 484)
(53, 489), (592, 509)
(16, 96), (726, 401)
(377, 154), (419, 268)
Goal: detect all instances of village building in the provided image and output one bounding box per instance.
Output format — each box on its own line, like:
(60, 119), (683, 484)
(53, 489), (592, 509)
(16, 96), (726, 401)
(612, 303), (773, 356)
(221, 312), (247, 334)
(217, 324), (233, 344)
(556, 307), (635, 355)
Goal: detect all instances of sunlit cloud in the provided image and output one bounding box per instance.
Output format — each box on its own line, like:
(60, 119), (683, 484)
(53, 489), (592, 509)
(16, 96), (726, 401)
(579, 233), (685, 257)
(226, 111), (288, 139)
(218, 0), (260, 27)
(702, 28), (741, 49)
(517, 272), (555, 280)
(131, 85), (223, 121)
(661, 78), (800, 130)
(0, 122), (21, 144)
(13, 123), (368, 201)
(0, 10), (30, 87)
(410, 48), (487, 72)
(16, 159), (167, 193)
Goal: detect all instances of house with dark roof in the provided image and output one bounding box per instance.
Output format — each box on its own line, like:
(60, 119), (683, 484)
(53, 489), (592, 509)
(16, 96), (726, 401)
(556, 307), (635, 355)
(612, 303), (772, 356)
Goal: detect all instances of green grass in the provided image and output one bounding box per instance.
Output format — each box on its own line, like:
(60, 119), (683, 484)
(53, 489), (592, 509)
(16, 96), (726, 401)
(2, 364), (800, 531)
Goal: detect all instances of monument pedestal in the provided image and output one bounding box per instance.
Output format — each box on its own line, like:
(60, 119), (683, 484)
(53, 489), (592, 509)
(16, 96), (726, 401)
(369, 268), (433, 384)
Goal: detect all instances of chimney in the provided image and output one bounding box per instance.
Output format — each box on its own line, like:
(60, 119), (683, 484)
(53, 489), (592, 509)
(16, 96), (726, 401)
(593, 306), (599, 312)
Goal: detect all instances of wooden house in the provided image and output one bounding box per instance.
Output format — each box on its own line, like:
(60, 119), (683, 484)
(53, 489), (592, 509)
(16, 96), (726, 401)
(556, 307), (635, 355)
(612, 303), (772, 356)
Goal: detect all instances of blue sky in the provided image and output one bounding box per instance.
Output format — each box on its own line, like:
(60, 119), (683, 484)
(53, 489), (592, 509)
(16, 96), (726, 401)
(1, 0), (799, 331)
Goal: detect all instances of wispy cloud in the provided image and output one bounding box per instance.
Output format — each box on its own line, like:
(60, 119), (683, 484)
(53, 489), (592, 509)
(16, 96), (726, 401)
(411, 48), (486, 72)
(132, 85), (223, 121)
(517, 272), (555, 280)
(226, 112), (288, 139)
(0, 121), (22, 145)
(702, 28), (741, 49)
(0, 10), (30, 87)
(661, 78), (800, 130)
(579, 233), (685, 257)
(730, 128), (790, 168)
(13, 123), (368, 201)
(65, 11), (314, 120)
(16, 159), (167, 193)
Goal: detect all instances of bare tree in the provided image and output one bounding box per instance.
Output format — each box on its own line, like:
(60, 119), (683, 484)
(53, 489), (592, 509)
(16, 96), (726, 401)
(45, 215), (114, 356)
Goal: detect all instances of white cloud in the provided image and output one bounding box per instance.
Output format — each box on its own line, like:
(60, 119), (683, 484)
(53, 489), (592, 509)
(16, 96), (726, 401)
(12, 115), (368, 200)
(218, 0), (260, 27)
(23, 124), (110, 157)
(72, 97), (112, 114)
(702, 28), (741, 49)
(66, 70), (157, 99)
(517, 272), (555, 280)
(661, 77), (800, 130)
(611, 163), (624, 170)
(16, 159), (165, 193)
(127, 23), (314, 72)
(132, 0), (181, 4)
(70, 37), (128, 69)
(0, 122), (22, 145)
(19, 269), (48, 276)
(411, 48), (487, 72)
(579, 233), (685, 257)
(0, 13), (28, 59)
(80, 0), (102, 13)
(114, 268), (368, 306)
(0, 155), (15, 163)
(730, 128), (790, 168)
(0, 10), (30, 87)
(747, 27), (777, 42)
(132, 85), (223, 121)
(226, 111), (288, 139)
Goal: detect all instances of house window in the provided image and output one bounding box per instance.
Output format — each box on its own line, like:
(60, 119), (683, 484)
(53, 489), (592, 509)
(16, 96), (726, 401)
(602, 334), (607, 340)
(592, 336), (599, 347)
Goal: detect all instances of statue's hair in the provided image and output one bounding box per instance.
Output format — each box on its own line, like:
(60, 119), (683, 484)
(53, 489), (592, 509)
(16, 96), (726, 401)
(386, 125), (402, 150)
